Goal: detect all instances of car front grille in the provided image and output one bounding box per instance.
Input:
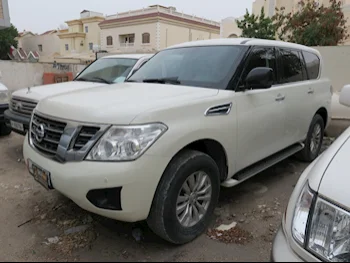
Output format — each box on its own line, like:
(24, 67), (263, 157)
(11, 97), (37, 117)
(30, 114), (66, 157)
(73, 126), (101, 150)
(30, 113), (102, 159)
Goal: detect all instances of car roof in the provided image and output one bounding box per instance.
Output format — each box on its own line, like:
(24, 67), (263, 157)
(101, 54), (154, 60)
(166, 38), (320, 56)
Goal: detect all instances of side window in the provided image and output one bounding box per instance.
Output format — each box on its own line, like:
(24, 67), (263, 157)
(279, 49), (304, 83)
(240, 47), (277, 88)
(302, 51), (320, 80)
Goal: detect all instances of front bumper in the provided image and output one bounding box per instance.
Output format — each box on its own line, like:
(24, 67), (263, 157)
(0, 104), (8, 123)
(4, 109), (30, 135)
(23, 135), (171, 222)
(272, 227), (321, 262)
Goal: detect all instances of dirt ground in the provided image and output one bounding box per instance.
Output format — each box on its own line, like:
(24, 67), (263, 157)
(0, 122), (348, 262)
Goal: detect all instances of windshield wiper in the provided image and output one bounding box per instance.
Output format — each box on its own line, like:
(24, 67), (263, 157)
(143, 77), (181, 85)
(91, 77), (113, 84)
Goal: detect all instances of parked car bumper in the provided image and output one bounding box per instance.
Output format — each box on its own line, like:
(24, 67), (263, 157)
(272, 226), (322, 262)
(23, 134), (171, 223)
(4, 109), (30, 135)
(0, 104), (8, 123)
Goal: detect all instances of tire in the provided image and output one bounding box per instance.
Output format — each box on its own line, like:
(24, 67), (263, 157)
(0, 123), (11, 136)
(147, 149), (220, 245)
(297, 114), (324, 162)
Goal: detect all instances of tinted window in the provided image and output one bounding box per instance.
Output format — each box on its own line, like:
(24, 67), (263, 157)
(303, 51), (320, 80)
(240, 47), (277, 87)
(128, 46), (248, 90)
(279, 49), (304, 83)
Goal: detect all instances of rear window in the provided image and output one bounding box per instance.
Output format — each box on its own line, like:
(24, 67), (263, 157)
(279, 49), (305, 83)
(302, 51), (320, 80)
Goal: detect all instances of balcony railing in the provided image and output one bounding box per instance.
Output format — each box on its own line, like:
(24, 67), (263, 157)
(120, 43), (135, 47)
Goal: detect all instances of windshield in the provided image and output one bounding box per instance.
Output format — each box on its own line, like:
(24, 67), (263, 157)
(76, 58), (138, 84)
(128, 45), (248, 89)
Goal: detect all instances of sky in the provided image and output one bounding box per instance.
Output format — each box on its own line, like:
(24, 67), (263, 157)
(9, 0), (254, 34)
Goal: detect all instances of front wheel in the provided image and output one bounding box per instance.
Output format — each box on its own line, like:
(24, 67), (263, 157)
(147, 150), (220, 245)
(297, 114), (324, 162)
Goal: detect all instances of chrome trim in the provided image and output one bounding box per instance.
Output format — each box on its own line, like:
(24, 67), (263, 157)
(10, 96), (37, 117)
(205, 103), (232, 116)
(29, 110), (110, 163)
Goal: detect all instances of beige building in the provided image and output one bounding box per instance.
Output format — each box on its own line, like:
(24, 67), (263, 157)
(99, 5), (220, 53)
(220, 16), (243, 38)
(58, 10), (105, 55)
(0, 0), (10, 29)
(17, 30), (60, 57)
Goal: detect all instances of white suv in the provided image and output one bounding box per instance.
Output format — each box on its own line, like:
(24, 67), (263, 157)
(23, 38), (332, 244)
(5, 54), (153, 135)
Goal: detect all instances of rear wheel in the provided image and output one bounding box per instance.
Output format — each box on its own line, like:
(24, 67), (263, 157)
(0, 124), (11, 136)
(147, 150), (220, 245)
(297, 114), (324, 162)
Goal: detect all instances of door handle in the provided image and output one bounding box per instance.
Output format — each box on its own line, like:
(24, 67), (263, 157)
(275, 94), (285, 101)
(308, 88), (314, 94)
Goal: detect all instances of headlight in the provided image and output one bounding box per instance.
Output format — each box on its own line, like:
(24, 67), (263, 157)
(0, 91), (8, 104)
(86, 123), (167, 161)
(308, 198), (350, 262)
(292, 181), (315, 245)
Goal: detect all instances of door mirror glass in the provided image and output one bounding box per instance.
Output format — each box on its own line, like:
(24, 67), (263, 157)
(245, 67), (273, 90)
(339, 84), (350, 107)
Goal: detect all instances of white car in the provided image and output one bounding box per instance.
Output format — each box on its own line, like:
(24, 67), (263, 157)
(0, 82), (11, 136)
(4, 54), (153, 135)
(272, 85), (350, 262)
(23, 38), (332, 244)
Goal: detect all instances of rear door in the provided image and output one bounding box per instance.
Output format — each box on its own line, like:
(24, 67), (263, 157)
(277, 48), (310, 146)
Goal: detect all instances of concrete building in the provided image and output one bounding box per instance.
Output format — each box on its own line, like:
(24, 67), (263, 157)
(17, 30), (60, 57)
(58, 10), (105, 55)
(98, 5), (220, 53)
(0, 0), (10, 29)
(220, 16), (243, 38)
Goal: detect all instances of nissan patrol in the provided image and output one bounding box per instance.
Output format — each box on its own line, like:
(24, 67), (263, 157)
(23, 38), (332, 244)
(5, 54), (153, 135)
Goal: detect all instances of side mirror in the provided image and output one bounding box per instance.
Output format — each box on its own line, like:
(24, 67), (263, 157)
(339, 84), (350, 107)
(245, 67), (273, 90)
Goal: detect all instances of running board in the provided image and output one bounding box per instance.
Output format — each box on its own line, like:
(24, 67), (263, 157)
(221, 143), (304, 188)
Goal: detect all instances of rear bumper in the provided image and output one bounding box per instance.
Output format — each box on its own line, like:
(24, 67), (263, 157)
(4, 109), (30, 135)
(0, 104), (8, 123)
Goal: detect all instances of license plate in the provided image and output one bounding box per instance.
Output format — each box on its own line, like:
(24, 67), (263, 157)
(10, 121), (24, 132)
(28, 159), (53, 190)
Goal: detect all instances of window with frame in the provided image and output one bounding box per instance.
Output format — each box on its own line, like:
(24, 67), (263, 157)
(279, 49), (305, 83)
(302, 51), (320, 80)
(89, 43), (93, 50)
(85, 26), (89, 33)
(38, 45), (43, 52)
(142, 33), (150, 44)
(239, 47), (277, 88)
(107, 36), (113, 46)
(65, 44), (69, 51)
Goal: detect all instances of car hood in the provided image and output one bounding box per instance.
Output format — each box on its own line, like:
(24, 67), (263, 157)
(11, 81), (105, 101)
(317, 128), (350, 210)
(36, 82), (219, 124)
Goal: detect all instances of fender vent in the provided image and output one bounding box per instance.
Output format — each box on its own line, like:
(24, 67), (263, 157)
(205, 103), (232, 116)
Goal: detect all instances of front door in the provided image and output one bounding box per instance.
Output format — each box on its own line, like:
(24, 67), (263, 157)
(235, 46), (287, 171)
